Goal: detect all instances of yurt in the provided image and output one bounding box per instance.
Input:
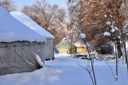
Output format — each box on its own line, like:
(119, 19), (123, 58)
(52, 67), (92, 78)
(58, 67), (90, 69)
(74, 40), (87, 54)
(0, 6), (50, 75)
(10, 11), (55, 60)
(55, 38), (76, 54)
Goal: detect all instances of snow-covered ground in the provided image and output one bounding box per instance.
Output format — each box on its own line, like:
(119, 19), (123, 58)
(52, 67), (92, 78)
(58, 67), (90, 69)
(0, 54), (128, 85)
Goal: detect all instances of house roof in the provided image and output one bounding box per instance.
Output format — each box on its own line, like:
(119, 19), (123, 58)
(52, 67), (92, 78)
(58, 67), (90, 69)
(0, 6), (46, 43)
(74, 40), (86, 47)
(10, 11), (55, 39)
(56, 38), (76, 48)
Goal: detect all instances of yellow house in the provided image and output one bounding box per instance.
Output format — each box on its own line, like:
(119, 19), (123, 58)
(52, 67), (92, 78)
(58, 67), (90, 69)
(74, 40), (87, 54)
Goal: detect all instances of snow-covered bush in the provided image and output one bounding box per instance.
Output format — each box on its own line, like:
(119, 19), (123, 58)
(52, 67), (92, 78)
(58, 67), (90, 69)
(79, 33), (86, 38)
(66, 22), (71, 27)
(104, 32), (111, 37)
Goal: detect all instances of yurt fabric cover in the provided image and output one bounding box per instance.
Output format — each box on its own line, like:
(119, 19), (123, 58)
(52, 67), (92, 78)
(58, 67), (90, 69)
(10, 11), (55, 60)
(0, 6), (50, 75)
(55, 38), (76, 54)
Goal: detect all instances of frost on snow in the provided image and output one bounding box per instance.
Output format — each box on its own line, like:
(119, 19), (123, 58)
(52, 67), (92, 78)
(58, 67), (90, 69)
(79, 33), (86, 38)
(104, 32), (111, 36)
(106, 21), (111, 25)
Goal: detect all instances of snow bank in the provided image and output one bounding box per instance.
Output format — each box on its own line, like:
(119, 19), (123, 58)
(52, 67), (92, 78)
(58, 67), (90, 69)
(0, 55), (127, 85)
(35, 53), (44, 67)
(10, 11), (55, 39)
(0, 6), (46, 43)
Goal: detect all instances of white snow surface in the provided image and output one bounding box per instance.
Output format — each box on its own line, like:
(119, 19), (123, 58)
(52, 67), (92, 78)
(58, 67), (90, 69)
(35, 53), (44, 67)
(10, 11), (55, 39)
(0, 54), (128, 85)
(0, 6), (46, 42)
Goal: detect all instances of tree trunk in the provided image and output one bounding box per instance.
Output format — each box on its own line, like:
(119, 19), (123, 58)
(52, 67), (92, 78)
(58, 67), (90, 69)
(116, 39), (122, 58)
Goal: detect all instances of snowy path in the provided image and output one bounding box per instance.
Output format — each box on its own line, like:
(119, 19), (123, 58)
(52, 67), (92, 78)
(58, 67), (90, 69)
(0, 54), (128, 85)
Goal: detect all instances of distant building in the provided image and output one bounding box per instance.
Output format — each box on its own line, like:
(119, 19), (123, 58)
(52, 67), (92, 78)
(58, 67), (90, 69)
(99, 43), (114, 54)
(0, 6), (49, 75)
(10, 11), (55, 60)
(55, 38), (76, 54)
(74, 40), (87, 54)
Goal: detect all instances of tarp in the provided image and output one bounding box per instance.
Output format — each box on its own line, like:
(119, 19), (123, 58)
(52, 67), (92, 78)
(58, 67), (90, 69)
(10, 11), (55, 59)
(0, 41), (50, 75)
(0, 6), (50, 75)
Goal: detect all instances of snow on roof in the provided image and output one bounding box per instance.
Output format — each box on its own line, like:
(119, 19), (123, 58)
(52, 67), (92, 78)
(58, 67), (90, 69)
(56, 38), (76, 47)
(74, 40), (86, 47)
(0, 6), (46, 43)
(10, 11), (55, 39)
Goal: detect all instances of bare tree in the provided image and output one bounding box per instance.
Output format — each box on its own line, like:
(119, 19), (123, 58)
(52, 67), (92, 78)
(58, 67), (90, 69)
(22, 0), (66, 44)
(22, 0), (66, 30)
(68, 0), (126, 54)
(68, 0), (128, 84)
(0, 0), (16, 11)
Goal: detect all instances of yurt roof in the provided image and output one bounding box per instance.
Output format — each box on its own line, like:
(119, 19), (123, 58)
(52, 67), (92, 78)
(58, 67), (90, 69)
(0, 6), (46, 43)
(74, 40), (86, 47)
(10, 11), (55, 39)
(56, 38), (76, 47)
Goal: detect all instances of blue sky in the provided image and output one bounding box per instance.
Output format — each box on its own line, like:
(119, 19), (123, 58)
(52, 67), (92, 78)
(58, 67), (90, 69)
(13, 0), (67, 10)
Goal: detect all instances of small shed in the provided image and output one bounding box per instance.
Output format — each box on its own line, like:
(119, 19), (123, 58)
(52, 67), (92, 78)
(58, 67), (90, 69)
(0, 6), (50, 75)
(100, 44), (114, 54)
(55, 38), (76, 54)
(10, 11), (55, 60)
(74, 40), (87, 54)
